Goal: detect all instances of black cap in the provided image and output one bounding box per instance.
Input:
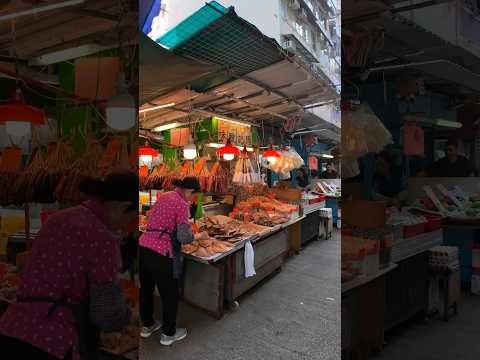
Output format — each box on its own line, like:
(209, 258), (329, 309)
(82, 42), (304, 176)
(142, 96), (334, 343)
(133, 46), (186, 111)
(172, 177), (201, 192)
(79, 171), (138, 205)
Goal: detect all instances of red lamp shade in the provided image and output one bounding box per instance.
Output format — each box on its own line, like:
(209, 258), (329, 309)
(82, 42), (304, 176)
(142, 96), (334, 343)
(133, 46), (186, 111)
(262, 147), (280, 159)
(138, 144), (159, 157)
(217, 139), (240, 156)
(0, 90), (45, 125)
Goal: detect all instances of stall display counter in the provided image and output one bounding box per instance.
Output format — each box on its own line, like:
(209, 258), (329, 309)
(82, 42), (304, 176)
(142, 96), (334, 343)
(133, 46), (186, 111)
(342, 264), (397, 359)
(181, 214), (305, 319)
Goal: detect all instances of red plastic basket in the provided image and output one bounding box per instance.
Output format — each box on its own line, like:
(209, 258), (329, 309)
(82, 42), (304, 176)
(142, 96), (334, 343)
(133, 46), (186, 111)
(403, 223), (426, 238)
(425, 215), (442, 232)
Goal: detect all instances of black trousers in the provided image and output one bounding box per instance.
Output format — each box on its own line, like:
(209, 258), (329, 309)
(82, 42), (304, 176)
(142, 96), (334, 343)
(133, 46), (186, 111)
(0, 333), (72, 359)
(139, 246), (179, 336)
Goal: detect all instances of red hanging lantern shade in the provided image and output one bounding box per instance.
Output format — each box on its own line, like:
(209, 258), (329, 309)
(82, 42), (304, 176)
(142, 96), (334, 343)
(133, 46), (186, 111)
(217, 139), (240, 156)
(262, 145), (280, 159)
(138, 142), (159, 158)
(0, 89), (45, 125)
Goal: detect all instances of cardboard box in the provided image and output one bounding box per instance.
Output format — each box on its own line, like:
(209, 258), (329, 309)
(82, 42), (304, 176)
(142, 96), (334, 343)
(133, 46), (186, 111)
(271, 187), (302, 202)
(342, 200), (386, 229)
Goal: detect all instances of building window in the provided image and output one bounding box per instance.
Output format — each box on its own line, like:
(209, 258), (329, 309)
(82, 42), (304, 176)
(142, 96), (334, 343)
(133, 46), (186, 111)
(295, 21), (304, 37)
(305, 28), (312, 44)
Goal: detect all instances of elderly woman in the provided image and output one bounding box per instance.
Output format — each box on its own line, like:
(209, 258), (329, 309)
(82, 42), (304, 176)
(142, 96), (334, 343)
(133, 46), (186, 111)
(139, 177), (205, 346)
(0, 172), (137, 360)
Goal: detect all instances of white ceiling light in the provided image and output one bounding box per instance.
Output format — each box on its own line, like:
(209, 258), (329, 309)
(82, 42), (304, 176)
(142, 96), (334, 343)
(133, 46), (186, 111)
(320, 154), (334, 159)
(0, 0), (86, 22)
(29, 43), (116, 66)
(106, 73), (136, 131)
(152, 122), (181, 132)
(183, 135), (197, 160)
(139, 103), (176, 113)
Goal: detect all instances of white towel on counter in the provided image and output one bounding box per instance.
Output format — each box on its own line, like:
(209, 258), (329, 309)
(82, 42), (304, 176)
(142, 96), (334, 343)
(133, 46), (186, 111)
(244, 240), (256, 278)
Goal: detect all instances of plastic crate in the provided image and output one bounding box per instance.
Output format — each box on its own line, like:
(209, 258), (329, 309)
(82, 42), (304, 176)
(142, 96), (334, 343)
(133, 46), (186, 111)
(425, 215), (442, 232)
(403, 223), (426, 238)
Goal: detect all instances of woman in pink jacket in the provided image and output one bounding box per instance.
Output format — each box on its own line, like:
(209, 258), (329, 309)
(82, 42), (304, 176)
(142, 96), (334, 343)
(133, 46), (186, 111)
(139, 177), (202, 346)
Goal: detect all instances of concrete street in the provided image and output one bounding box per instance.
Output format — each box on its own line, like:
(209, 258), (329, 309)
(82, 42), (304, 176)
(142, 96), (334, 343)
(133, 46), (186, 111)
(140, 232), (341, 360)
(379, 292), (480, 360)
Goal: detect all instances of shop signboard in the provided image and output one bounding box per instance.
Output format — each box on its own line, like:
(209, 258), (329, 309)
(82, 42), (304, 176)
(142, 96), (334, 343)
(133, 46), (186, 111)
(216, 117), (252, 146)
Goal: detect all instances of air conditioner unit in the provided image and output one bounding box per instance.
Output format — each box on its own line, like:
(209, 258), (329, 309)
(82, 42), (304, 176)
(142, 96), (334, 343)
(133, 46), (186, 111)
(288, 0), (301, 10)
(283, 39), (296, 53)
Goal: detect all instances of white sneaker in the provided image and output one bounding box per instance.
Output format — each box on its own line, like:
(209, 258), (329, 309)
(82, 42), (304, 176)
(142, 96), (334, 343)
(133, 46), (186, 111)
(160, 328), (187, 346)
(140, 320), (162, 338)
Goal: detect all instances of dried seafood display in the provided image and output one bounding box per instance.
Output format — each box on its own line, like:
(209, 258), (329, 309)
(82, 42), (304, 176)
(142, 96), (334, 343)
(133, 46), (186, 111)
(13, 141), (74, 204)
(199, 215), (245, 243)
(144, 164), (170, 190)
(232, 149), (261, 184)
(231, 182), (269, 202)
(237, 196), (298, 215)
(195, 159), (210, 192)
(206, 161), (230, 194)
(11, 147), (45, 205)
(54, 136), (103, 204)
(181, 237), (234, 258)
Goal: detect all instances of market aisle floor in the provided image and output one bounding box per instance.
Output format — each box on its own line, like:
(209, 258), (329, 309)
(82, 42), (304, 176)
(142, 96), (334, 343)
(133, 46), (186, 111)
(379, 292), (480, 360)
(140, 231), (341, 360)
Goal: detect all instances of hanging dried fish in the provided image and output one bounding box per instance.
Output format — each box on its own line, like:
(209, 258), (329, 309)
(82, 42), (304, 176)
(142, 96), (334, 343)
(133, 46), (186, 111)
(54, 135), (103, 204)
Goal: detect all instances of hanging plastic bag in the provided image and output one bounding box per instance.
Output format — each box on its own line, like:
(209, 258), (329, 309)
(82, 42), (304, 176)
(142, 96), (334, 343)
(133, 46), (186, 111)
(244, 240), (256, 278)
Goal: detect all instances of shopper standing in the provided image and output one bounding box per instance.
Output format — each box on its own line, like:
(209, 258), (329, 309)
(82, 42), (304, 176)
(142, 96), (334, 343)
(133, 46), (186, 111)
(320, 163), (339, 179)
(0, 172), (137, 360)
(428, 138), (473, 177)
(139, 177), (203, 346)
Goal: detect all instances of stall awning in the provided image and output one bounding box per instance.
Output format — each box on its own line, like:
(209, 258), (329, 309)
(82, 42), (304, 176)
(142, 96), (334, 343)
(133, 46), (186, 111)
(140, 33), (220, 104)
(140, 59), (338, 130)
(156, 1), (286, 76)
(370, 60), (480, 93)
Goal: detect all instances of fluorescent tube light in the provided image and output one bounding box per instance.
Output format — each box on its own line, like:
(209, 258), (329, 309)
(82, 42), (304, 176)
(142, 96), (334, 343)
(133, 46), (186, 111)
(434, 119), (462, 128)
(0, 0), (86, 22)
(214, 116), (251, 127)
(29, 44), (116, 66)
(139, 103), (176, 113)
(320, 154), (334, 159)
(152, 122), (181, 132)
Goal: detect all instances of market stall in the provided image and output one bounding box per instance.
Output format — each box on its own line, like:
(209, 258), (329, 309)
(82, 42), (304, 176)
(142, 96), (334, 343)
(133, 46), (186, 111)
(0, 2), (139, 358)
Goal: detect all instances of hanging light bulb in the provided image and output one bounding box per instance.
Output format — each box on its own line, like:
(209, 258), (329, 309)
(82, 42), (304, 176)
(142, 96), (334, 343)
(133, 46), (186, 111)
(183, 135), (197, 160)
(138, 142), (159, 165)
(106, 72), (136, 131)
(0, 88), (45, 137)
(218, 139), (240, 161)
(262, 145), (281, 163)
(223, 153), (235, 161)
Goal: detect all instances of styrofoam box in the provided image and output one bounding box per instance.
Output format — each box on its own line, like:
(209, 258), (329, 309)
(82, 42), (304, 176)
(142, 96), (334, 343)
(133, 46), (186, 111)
(472, 275), (480, 295)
